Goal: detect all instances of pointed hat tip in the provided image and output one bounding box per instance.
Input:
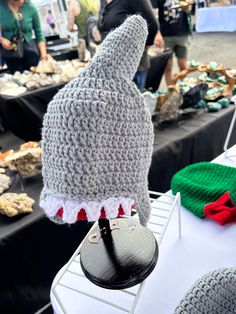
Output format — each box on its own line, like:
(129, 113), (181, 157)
(85, 14), (148, 80)
(125, 14), (148, 32)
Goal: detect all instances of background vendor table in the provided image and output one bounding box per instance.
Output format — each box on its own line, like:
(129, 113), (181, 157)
(0, 174), (91, 313)
(0, 51), (171, 142)
(149, 105), (236, 192)
(0, 103), (235, 192)
(0, 133), (91, 313)
(0, 83), (65, 142)
(196, 6), (236, 32)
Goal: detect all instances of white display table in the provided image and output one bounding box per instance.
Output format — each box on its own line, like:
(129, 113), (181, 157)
(50, 145), (236, 314)
(196, 6), (236, 32)
(136, 146), (236, 314)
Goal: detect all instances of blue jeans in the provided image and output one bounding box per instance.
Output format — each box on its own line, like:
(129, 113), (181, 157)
(133, 70), (148, 93)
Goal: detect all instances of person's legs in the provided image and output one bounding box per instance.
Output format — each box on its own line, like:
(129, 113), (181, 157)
(175, 36), (190, 72)
(177, 58), (187, 71)
(163, 36), (176, 86)
(50, 23), (56, 34)
(77, 38), (86, 61)
(164, 57), (174, 86)
(133, 70), (148, 92)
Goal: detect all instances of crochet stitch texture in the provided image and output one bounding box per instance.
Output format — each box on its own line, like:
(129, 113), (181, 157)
(40, 15), (154, 225)
(175, 268), (236, 314)
(171, 162), (236, 218)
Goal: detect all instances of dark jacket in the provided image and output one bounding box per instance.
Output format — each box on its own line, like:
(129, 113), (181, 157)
(99, 0), (158, 71)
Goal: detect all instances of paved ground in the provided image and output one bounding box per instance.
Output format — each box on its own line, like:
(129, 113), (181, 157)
(161, 31), (236, 88)
(189, 32), (236, 68)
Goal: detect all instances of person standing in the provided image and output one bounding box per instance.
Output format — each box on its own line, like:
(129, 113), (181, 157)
(152, 0), (192, 86)
(46, 10), (56, 34)
(67, 0), (100, 60)
(67, 0), (99, 43)
(0, 0), (47, 74)
(98, 0), (158, 92)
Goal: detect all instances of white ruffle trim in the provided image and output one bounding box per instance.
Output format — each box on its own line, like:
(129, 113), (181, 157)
(40, 194), (134, 223)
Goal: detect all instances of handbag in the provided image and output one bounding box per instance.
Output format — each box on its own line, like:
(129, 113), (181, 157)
(146, 49), (172, 91)
(1, 16), (24, 59)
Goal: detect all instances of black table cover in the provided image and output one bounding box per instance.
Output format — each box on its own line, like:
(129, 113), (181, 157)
(0, 171), (91, 314)
(0, 83), (65, 141)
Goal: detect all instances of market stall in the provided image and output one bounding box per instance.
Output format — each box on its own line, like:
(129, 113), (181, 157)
(1, 7), (236, 313)
(0, 101), (235, 312)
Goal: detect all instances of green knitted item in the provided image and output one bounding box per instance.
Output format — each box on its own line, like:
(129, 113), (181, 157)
(171, 162), (236, 218)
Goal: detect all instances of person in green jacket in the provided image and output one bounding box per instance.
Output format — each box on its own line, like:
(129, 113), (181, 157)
(0, 0), (47, 73)
(67, 0), (100, 60)
(68, 0), (100, 41)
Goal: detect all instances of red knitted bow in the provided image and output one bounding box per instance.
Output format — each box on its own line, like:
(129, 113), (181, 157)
(204, 192), (236, 225)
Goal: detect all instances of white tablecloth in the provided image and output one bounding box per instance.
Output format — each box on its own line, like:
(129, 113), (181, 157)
(135, 146), (236, 314)
(196, 6), (236, 32)
(51, 146), (236, 313)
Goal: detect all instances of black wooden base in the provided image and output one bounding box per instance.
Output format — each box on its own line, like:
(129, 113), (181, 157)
(80, 217), (158, 289)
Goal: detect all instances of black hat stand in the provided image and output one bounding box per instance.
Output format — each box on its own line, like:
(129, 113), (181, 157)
(80, 217), (158, 290)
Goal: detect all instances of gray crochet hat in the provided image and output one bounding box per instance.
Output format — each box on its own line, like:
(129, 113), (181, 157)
(40, 15), (153, 226)
(175, 268), (236, 314)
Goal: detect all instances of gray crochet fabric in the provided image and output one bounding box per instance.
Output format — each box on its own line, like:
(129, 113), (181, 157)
(40, 15), (154, 226)
(175, 268), (236, 314)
